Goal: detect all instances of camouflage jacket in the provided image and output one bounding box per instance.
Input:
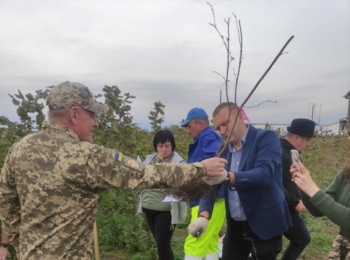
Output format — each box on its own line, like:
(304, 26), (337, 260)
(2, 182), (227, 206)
(0, 122), (206, 259)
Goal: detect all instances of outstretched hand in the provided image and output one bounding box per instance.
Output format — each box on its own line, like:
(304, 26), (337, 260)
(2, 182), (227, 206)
(201, 157), (227, 177)
(202, 170), (227, 185)
(291, 160), (320, 198)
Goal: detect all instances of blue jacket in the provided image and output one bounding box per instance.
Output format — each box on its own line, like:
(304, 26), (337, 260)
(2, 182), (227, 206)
(188, 127), (223, 207)
(199, 126), (292, 240)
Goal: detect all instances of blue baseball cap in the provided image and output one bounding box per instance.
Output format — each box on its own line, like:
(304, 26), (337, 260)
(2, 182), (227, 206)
(180, 107), (209, 127)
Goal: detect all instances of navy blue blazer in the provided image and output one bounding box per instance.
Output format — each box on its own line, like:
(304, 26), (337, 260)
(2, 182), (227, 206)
(199, 126), (292, 240)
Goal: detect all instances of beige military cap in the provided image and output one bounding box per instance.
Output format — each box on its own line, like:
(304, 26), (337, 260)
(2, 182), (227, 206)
(46, 81), (108, 114)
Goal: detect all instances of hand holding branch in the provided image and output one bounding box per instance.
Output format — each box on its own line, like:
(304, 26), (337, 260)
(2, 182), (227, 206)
(201, 157), (227, 177)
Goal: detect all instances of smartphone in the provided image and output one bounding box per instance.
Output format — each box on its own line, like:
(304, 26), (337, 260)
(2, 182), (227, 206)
(290, 149), (300, 172)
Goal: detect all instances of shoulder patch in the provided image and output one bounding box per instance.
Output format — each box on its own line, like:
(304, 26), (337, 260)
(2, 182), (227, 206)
(115, 153), (144, 172)
(124, 157), (144, 172)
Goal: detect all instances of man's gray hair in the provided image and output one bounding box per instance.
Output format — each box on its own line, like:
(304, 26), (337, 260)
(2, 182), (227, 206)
(192, 118), (210, 126)
(47, 108), (70, 123)
(212, 102), (238, 117)
(286, 132), (296, 138)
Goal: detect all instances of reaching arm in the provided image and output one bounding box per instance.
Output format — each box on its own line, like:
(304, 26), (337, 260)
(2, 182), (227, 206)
(292, 161), (350, 230)
(84, 145), (226, 190)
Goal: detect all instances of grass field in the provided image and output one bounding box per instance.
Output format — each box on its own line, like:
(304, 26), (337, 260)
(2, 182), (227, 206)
(99, 135), (350, 260)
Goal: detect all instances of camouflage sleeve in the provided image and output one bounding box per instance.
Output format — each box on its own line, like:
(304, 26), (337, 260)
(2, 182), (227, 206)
(84, 146), (207, 190)
(0, 151), (20, 249)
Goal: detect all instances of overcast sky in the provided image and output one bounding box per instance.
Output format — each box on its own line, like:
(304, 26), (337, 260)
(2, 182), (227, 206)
(0, 0), (349, 130)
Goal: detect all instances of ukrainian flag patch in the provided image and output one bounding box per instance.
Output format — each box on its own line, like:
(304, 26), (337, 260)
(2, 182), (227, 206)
(115, 153), (123, 162)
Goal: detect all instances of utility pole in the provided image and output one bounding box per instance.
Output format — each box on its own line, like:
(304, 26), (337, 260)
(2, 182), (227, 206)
(318, 104), (322, 125)
(311, 103), (316, 121)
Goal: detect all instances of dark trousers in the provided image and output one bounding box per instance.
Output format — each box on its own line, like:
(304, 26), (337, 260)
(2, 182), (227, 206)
(222, 218), (282, 260)
(142, 207), (175, 260)
(281, 214), (311, 260)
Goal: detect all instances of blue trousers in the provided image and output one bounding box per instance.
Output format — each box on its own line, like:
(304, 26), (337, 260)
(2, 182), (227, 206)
(222, 218), (282, 260)
(281, 214), (311, 260)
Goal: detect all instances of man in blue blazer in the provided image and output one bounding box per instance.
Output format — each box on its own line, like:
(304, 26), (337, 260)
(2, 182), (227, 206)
(189, 102), (292, 260)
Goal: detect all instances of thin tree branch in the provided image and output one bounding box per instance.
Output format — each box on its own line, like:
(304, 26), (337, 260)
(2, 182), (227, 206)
(216, 110), (240, 157)
(207, 2), (229, 52)
(213, 71), (226, 81)
(217, 36), (294, 157)
(240, 35), (294, 108)
(245, 100), (277, 108)
(234, 19), (243, 105)
(225, 17), (231, 103)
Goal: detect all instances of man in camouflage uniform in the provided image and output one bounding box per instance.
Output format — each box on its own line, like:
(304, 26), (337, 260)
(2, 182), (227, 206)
(0, 82), (227, 260)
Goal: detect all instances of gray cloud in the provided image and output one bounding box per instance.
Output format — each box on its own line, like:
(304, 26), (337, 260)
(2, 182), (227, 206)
(0, 0), (349, 130)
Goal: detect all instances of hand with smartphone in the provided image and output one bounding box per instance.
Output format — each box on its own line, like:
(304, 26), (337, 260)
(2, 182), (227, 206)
(290, 153), (320, 198)
(290, 149), (300, 172)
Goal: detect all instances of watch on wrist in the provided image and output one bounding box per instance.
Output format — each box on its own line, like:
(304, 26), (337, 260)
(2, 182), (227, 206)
(0, 243), (9, 248)
(222, 171), (231, 184)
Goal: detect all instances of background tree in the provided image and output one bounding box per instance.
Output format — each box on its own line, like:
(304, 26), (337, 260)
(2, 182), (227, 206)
(148, 101), (165, 133)
(264, 122), (272, 130)
(86, 85), (158, 258)
(0, 88), (50, 168)
(0, 117), (22, 168)
(8, 89), (49, 133)
(94, 85), (136, 151)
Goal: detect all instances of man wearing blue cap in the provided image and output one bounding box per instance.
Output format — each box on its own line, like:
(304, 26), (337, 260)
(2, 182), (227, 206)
(180, 107), (226, 260)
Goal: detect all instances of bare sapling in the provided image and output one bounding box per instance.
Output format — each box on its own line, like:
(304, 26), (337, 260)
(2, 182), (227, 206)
(172, 3), (294, 201)
(207, 2), (294, 156)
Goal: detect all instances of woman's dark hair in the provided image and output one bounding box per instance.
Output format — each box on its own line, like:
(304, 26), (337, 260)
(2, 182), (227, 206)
(153, 129), (176, 152)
